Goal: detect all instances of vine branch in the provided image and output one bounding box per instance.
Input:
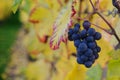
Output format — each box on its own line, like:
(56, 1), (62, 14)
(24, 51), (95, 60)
(78, 0), (83, 22)
(91, 23), (113, 35)
(88, 0), (120, 44)
(96, 12), (120, 43)
(89, 0), (96, 10)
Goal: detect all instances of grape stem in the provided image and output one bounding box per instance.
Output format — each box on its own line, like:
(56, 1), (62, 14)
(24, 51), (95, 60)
(88, 0), (120, 44)
(96, 12), (120, 43)
(78, 0), (83, 22)
(91, 23), (113, 35)
(89, 0), (96, 10)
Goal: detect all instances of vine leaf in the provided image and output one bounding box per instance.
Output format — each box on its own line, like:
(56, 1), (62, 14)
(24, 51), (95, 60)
(12, 0), (23, 14)
(108, 49), (120, 60)
(86, 64), (102, 80)
(107, 59), (120, 79)
(50, 1), (73, 50)
(29, 6), (51, 24)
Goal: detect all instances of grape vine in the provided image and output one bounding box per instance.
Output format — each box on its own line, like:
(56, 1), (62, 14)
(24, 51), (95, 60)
(68, 21), (101, 68)
(68, 0), (120, 68)
(77, 0), (120, 47)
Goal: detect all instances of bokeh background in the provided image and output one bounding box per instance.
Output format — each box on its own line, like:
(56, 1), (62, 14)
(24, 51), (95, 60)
(0, 0), (120, 80)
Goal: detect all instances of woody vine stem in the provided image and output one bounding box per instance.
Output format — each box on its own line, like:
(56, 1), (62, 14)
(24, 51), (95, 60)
(82, 0), (120, 44)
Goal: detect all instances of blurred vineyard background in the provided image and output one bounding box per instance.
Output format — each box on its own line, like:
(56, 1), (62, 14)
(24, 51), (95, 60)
(0, 0), (120, 80)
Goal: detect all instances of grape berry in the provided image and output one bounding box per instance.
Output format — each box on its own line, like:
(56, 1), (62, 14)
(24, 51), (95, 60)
(68, 20), (102, 68)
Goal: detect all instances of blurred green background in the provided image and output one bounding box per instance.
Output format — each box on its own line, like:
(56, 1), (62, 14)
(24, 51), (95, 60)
(0, 11), (21, 79)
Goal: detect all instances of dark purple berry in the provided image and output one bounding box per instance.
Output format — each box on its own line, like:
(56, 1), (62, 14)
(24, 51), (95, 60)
(83, 20), (91, 30)
(86, 36), (94, 42)
(87, 28), (96, 36)
(88, 42), (96, 49)
(73, 26), (79, 33)
(84, 61), (92, 68)
(72, 34), (79, 40)
(79, 29), (87, 38)
(77, 52), (83, 57)
(68, 35), (73, 41)
(93, 48), (98, 53)
(68, 29), (74, 36)
(74, 23), (80, 28)
(84, 49), (93, 57)
(94, 53), (99, 59)
(80, 55), (88, 61)
(78, 43), (88, 52)
(77, 58), (84, 64)
(96, 46), (101, 52)
(94, 32), (102, 40)
(89, 55), (95, 62)
(74, 40), (81, 47)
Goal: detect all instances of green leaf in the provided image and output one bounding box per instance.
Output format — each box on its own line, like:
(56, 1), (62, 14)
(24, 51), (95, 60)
(107, 59), (120, 80)
(108, 49), (120, 60)
(12, 0), (23, 14)
(86, 64), (102, 80)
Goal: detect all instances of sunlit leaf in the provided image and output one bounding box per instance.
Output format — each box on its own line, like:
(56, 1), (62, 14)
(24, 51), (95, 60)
(96, 39), (112, 67)
(65, 64), (87, 80)
(12, 0), (23, 14)
(86, 64), (102, 80)
(108, 49), (120, 60)
(26, 59), (51, 80)
(107, 59), (120, 80)
(29, 6), (51, 23)
(50, 1), (72, 50)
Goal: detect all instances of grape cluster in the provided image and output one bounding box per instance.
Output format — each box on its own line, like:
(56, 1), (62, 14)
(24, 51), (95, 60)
(68, 20), (102, 68)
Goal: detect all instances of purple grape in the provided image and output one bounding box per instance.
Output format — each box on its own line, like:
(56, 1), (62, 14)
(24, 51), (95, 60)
(94, 32), (102, 40)
(74, 40), (81, 47)
(78, 43), (88, 52)
(68, 29), (74, 36)
(88, 55), (95, 62)
(87, 28), (96, 36)
(73, 26), (80, 33)
(96, 46), (101, 52)
(77, 57), (84, 64)
(74, 23), (80, 28)
(84, 61), (92, 68)
(86, 36), (94, 42)
(72, 34), (80, 40)
(88, 42), (96, 49)
(68, 35), (73, 41)
(80, 55), (88, 61)
(84, 49), (93, 57)
(79, 29), (87, 38)
(93, 48), (98, 53)
(83, 20), (91, 30)
(93, 53), (99, 59)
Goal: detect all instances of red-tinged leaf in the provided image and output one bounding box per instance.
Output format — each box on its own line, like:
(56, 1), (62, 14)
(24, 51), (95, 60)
(30, 50), (40, 55)
(37, 33), (49, 43)
(71, 5), (76, 17)
(50, 1), (73, 50)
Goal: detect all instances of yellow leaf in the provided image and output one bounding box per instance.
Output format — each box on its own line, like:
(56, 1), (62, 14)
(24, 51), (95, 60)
(29, 6), (51, 23)
(25, 59), (51, 80)
(65, 64), (87, 80)
(96, 39), (112, 67)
